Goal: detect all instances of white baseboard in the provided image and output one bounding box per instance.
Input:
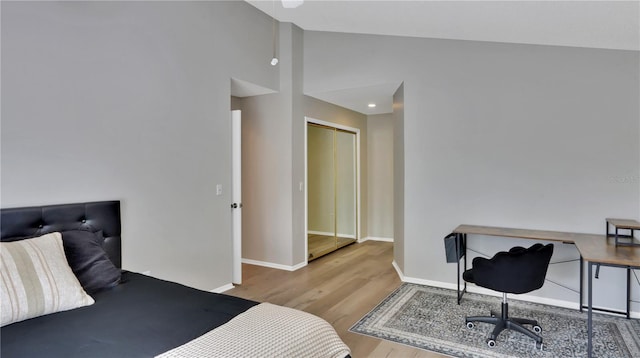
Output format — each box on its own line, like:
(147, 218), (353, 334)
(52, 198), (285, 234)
(242, 258), (307, 271)
(392, 260), (406, 281)
(308, 230), (333, 236)
(210, 283), (234, 293)
(390, 261), (640, 319)
(308, 230), (356, 239)
(360, 236), (393, 243)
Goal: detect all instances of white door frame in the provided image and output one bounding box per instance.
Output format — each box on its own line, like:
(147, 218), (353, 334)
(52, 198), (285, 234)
(231, 110), (242, 284)
(304, 116), (361, 263)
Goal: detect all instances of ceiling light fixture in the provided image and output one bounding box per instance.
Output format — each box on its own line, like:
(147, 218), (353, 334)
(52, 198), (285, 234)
(368, 103), (377, 108)
(270, 0), (279, 66)
(270, 0), (303, 66)
(282, 0), (304, 9)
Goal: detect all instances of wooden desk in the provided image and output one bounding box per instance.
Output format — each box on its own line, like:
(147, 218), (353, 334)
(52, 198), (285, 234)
(453, 224), (603, 246)
(606, 218), (640, 247)
(451, 224), (640, 358)
(577, 235), (639, 358)
(452, 225), (600, 308)
(606, 218), (640, 229)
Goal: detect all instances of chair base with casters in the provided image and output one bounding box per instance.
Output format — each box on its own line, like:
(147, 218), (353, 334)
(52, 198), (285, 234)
(462, 243), (554, 350)
(465, 293), (543, 349)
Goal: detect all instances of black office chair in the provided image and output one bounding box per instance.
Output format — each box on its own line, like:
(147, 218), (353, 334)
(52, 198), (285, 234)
(463, 243), (554, 349)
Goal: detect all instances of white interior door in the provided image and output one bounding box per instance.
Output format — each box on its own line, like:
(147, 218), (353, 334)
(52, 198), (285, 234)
(231, 110), (242, 284)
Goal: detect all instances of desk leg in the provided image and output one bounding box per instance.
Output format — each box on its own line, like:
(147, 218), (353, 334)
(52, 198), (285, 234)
(456, 237), (461, 304)
(456, 233), (467, 305)
(579, 256), (583, 312)
(588, 262), (593, 358)
(456, 233), (462, 304)
(463, 234), (467, 295)
(627, 266), (631, 319)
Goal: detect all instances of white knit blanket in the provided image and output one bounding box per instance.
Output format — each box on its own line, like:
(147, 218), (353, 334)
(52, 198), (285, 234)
(156, 302), (351, 358)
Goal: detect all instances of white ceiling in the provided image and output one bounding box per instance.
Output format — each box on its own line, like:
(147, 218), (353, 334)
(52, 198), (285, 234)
(245, 0), (640, 114)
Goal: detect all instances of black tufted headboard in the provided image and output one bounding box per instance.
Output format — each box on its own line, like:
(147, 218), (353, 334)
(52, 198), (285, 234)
(1, 201), (122, 268)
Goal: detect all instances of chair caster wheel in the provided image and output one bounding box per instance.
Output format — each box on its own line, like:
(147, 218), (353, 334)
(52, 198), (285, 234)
(466, 322), (475, 329)
(535, 342), (543, 350)
(533, 325), (542, 333)
(487, 339), (496, 348)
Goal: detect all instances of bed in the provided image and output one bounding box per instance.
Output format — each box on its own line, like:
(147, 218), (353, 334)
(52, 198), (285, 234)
(1, 200), (350, 357)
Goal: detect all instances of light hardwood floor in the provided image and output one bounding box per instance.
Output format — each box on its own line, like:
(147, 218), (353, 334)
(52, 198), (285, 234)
(308, 234), (357, 261)
(226, 241), (447, 357)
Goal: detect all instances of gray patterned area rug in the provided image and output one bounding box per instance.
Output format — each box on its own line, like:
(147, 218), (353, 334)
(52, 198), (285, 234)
(350, 283), (640, 358)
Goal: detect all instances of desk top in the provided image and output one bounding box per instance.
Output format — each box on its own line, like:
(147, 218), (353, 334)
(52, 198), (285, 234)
(606, 218), (640, 230)
(577, 236), (640, 266)
(454, 224), (640, 267)
(453, 225), (602, 243)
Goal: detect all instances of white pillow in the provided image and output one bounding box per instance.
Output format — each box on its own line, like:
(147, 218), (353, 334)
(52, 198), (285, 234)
(1, 232), (95, 326)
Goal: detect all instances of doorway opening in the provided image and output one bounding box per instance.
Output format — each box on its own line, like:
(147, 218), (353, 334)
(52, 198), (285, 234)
(305, 117), (360, 261)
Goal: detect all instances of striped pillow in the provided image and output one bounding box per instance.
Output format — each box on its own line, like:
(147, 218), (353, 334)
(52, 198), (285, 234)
(1, 232), (95, 326)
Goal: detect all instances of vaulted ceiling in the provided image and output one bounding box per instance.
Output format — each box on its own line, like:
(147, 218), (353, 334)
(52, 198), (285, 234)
(246, 1), (639, 114)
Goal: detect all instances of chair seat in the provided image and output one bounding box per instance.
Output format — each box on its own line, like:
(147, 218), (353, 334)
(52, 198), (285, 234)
(463, 243), (553, 349)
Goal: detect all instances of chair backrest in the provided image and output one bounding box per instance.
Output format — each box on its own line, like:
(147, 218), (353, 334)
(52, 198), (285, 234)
(470, 243), (554, 294)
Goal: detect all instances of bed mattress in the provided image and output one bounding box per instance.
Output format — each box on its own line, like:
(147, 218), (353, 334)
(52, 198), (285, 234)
(1, 271), (258, 358)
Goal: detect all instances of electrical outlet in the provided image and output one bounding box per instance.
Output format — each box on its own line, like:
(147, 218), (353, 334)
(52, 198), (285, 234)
(216, 184), (222, 196)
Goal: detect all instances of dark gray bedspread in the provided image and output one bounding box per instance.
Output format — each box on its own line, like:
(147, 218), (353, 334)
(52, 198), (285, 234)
(1, 271), (258, 358)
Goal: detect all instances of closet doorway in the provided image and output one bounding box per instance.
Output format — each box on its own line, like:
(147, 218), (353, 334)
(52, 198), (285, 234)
(306, 118), (359, 261)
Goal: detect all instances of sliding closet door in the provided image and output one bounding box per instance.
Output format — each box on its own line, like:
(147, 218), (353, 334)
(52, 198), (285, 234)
(335, 129), (356, 248)
(307, 122), (358, 261)
(308, 124), (337, 259)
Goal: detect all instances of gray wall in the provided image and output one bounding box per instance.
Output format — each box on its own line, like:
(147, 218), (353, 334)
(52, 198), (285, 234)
(233, 28), (372, 269)
(231, 96), (243, 111)
(305, 31), (639, 312)
(393, 84), (405, 271)
(367, 113), (394, 240)
(1, 1), (278, 290)
(290, 24), (306, 267)
(237, 91), (294, 266)
(237, 23), (305, 268)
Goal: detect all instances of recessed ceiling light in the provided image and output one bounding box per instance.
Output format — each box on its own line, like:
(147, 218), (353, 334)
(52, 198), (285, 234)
(282, 0), (304, 8)
(368, 103), (377, 108)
